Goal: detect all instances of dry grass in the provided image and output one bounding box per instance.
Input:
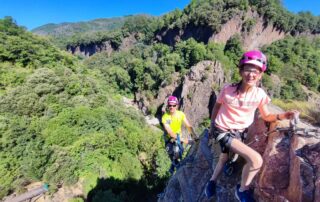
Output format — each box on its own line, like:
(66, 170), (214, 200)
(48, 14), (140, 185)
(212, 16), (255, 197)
(272, 99), (320, 126)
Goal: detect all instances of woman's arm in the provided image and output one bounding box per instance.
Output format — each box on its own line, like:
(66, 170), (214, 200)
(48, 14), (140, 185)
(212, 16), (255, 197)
(259, 104), (298, 122)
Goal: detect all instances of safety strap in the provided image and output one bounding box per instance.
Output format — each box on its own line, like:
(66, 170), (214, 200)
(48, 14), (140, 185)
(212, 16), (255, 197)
(176, 134), (184, 159)
(215, 129), (247, 143)
(216, 132), (230, 142)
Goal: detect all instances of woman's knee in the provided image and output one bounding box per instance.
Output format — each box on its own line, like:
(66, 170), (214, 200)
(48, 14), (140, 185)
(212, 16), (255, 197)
(257, 154), (263, 168)
(230, 139), (263, 168)
(250, 153), (263, 169)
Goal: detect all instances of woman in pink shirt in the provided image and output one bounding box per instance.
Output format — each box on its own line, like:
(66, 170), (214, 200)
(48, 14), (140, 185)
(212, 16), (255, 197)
(204, 50), (298, 202)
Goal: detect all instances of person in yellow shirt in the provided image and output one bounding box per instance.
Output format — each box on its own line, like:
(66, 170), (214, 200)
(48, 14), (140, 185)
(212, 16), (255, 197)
(161, 95), (197, 174)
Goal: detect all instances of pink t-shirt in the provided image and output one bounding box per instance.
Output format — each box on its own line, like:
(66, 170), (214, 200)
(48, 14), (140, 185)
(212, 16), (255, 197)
(215, 84), (271, 130)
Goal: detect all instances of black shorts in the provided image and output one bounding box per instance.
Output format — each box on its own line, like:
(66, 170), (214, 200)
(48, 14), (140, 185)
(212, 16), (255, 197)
(211, 126), (246, 153)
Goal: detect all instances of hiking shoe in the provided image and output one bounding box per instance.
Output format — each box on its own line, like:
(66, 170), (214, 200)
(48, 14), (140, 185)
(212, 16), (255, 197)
(204, 180), (216, 198)
(235, 184), (255, 202)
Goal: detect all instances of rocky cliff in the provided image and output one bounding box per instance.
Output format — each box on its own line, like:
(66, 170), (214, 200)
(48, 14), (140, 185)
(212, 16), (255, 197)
(66, 34), (138, 57)
(135, 60), (226, 128)
(157, 10), (286, 50)
(67, 10), (289, 57)
(158, 114), (320, 202)
(179, 61), (225, 128)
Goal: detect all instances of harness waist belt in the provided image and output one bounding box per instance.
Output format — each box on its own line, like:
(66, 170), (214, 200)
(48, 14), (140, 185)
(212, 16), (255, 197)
(216, 132), (229, 142)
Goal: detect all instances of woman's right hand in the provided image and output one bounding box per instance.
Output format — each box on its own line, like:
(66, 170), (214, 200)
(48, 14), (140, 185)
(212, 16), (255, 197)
(283, 110), (300, 120)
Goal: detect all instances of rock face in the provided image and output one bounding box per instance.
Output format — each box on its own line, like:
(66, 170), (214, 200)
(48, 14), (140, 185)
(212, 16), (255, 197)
(68, 11), (290, 58)
(210, 11), (287, 50)
(66, 34), (137, 57)
(135, 72), (182, 116)
(157, 10), (286, 50)
(156, 24), (214, 46)
(179, 61), (226, 128)
(135, 60), (226, 127)
(67, 41), (114, 57)
(158, 112), (320, 202)
(257, 120), (320, 202)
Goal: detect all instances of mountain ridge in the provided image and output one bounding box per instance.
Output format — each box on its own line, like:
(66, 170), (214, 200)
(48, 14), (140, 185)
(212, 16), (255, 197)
(31, 14), (154, 37)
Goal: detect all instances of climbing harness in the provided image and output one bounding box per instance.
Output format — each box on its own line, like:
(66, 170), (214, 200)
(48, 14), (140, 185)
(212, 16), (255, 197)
(174, 134), (184, 160)
(214, 128), (248, 176)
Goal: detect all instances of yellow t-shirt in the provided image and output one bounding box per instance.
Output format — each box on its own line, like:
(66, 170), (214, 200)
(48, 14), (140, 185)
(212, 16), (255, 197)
(161, 110), (186, 135)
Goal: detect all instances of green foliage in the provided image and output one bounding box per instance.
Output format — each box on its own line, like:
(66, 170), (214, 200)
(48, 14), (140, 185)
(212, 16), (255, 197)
(0, 17), (75, 68)
(21, 140), (53, 180)
(68, 197), (84, 202)
(122, 15), (157, 42)
(155, 148), (172, 178)
(249, 0), (320, 33)
(175, 38), (207, 68)
(242, 18), (256, 32)
(47, 15), (158, 49)
(156, 0), (319, 41)
(0, 20), (168, 200)
(224, 35), (244, 82)
(272, 99), (320, 125)
(261, 74), (281, 98)
(0, 63), (31, 91)
(280, 79), (307, 100)
(82, 36), (243, 97)
(263, 36), (320, 96)
(206, 42), (233, 66)
(178, 0), (247, 31)
(65, 30), (124, 49)
(32, 17), (126, 38)
(224, 34), (243, 66)
(0, 103), (164, 198)
(43, 149), (79, 185)
(33, 15), (157, 48)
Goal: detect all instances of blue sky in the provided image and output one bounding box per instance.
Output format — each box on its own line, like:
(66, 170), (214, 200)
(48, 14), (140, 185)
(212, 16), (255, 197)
(0, 0), (320, 30)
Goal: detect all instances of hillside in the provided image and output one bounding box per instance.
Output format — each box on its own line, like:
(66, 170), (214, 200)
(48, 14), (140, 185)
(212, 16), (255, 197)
(0, 17), (169, 201)
(1, 0), (320, 201)
(156, 0), (320, 46)
(31, 15), (156, 49)
(32, 16), (133, 37)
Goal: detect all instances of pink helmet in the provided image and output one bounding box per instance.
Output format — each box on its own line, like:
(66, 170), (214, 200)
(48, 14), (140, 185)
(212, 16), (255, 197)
(239, 50), (267, 72)
(167, 95), (179, 105)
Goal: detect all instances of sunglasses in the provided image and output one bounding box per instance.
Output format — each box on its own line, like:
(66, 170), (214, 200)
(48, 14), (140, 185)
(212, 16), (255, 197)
(168, 105), (177, 108)
(242, 69), (261, 75)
